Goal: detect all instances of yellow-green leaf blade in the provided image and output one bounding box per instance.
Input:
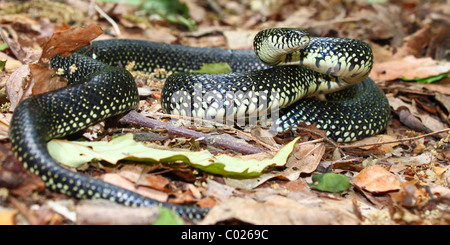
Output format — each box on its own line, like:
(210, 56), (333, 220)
(48, 133), (299, 178)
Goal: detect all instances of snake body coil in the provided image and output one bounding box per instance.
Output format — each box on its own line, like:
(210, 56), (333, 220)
(9, 28), (390, 220)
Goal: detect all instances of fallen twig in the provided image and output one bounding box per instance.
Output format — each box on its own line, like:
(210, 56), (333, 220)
(339, 128), (450, 149)
(119, 111), (263, 154)
(94, 4), (121, 36)
(289, 125), (344, 153)
(150, 112), (279, 151)
(8, 196), (40, 225)
(0, 27), (26, 63)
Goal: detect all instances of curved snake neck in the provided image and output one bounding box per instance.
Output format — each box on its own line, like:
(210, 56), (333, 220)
(9, 28), (390, 221)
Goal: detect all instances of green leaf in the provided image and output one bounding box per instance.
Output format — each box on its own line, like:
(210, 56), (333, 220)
(153, 208), (185, 225)
(402, 72), (449, 84)
(96, 0), (196, 30)
(0, 43), (8, 51)
(47, 133), (300, 178)
(192, 63), (232, 74)
(309, 173), (350, 193)
(141, 0), (196, 30)
(0, 60), (6, 72)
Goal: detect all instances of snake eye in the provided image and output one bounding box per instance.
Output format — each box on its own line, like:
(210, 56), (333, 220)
(299, 35), (310, 47)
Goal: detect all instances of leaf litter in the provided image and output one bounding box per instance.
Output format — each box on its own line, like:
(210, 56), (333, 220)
(0, 0), (449, 225)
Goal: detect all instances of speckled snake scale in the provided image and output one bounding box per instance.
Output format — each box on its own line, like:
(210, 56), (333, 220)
(9, 28), (390, 221)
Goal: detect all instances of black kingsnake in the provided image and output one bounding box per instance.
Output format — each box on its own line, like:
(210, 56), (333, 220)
(9, 28), (390, 221)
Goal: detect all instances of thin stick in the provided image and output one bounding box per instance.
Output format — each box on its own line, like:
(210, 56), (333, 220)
(286, 125), (347, 156)
(120, 111), (264, 154)
(339, 128), (450, 149)
(0, 27), (24, 63)
(8, 196), (40, 225)
(94, 4), (121, 36)
(149, 112), (279, 151)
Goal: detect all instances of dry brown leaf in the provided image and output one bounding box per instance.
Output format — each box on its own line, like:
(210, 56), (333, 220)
(200, 196), (358, 225)
(371, 42), (394, 63)
(204, 179), (238, 203)
(0, 52), (22, 72)
(435, 93), (450, 113)
(39, 24), (103, 63)
(397, 109), (431, 133)
(285, 179), (310, 193)
(223, 29), (259, 49)
(249, 127), (278, 146)
(392, 152), (435, 166)
(352, 165), (401, 193)
(8, 172), (46, 198)
(408, 83), (450, 96)
(433, 167), (448, 178)
(184, 0), (207, 23)
(118, 165), (171, 192)
(0, 210), (17, 225)
(12, 25), (103, 99)
(428, 183), (450, 199)
(102, 173), (168, 202)
(393, 27), (431, 59)
(285, 141), (325, 175)
(388, 96), (448, 133)
(142, 28), (177, 44)
(0, 113), (11, 140)
(372, 55), (450, 81)
(29, 63), (66, 95)
(390, 182), (428, 207)
(389, 164), (408, 174)
(5, 64), (31, 111)
(196, 196), (216, 209)
(349, 135), (400, 153)
(385, 82), (450, 96)
(224, 142), (324, 190)
(270, 8), (316, 30)
(360, 5), (404, 44)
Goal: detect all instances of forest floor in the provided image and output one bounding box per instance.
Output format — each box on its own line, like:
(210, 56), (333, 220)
(0, 0), (449, 225)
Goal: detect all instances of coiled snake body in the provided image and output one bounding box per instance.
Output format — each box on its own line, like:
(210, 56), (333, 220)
(9, 28), (390, 220)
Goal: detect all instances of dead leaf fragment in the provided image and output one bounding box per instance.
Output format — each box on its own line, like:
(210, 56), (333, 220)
(223, 29), (259, 49)
(0, 52), (22, 72)
(26, 25), (103, 97)
(204, 179), (238, 203)
(5, 64), (31, 111)
(118, 165), (170, 192)
(286, 141), (325, 175)
(435, 93), (450, 113)
(352, 165), (401, 193)
(200, 196), (358, 225)
(393, 27), (431, 59)
(372, 55), (450, 81)
(349, 134), (400, 153)
(390, 182), (427, 207)
(29, 63), (66, 95)
(223, 142), (324, 190)
(388, 96), (448, 134)
(39, 24), (103, 63)
(393, 152), (435, 166)
(102, 173), (168, 202)
(0, 210), (17, 225)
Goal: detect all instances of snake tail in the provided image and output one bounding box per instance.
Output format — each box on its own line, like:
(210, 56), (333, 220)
(9, 54), (208, 220)
(9, 28), (391, 221)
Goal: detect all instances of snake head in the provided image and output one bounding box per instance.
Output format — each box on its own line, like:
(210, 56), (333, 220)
(254, 28), (310, 66)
